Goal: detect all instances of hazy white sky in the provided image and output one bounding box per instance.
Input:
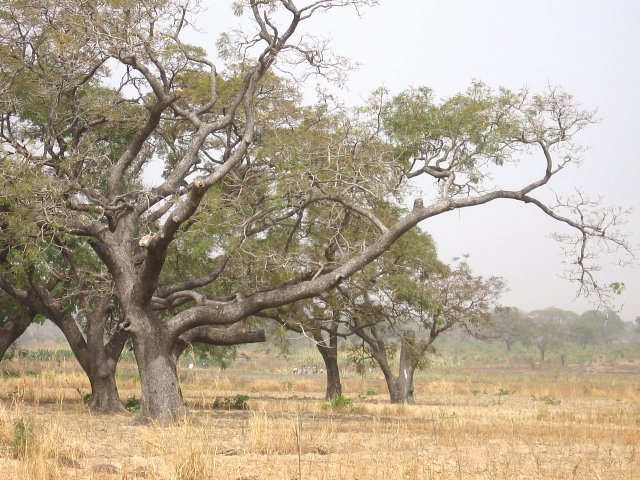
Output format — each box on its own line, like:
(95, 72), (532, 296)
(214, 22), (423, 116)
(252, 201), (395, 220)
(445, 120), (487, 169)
(194, 1), (640, 320)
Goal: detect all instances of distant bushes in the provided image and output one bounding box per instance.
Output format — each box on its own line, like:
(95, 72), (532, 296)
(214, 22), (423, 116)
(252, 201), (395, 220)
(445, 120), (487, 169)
(14, 349), (74, 362)
(4, 347), (138, 363)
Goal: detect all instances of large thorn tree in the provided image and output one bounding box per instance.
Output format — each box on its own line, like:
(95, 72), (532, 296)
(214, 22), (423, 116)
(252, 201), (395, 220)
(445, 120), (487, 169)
(0, 1), (632, 423)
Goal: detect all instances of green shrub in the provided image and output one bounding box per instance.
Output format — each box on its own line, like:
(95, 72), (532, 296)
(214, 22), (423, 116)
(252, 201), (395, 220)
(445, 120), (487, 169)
(124, 396), (142, 412)
(232, 394), (250, 410)
(322, 395), (353, 410)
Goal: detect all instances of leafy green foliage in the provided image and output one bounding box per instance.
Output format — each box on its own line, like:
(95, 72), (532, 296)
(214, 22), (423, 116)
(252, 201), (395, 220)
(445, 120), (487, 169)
(381, 82), (522, 177)
(322, 395), (353, 410)
(14, 349), (75, 362)
(570, 310), (625, 346)
(0, 0), (623, 424)
(610, 282), (626, 295)
(124, 396), (142, 413)
(488, 307), (534, 351)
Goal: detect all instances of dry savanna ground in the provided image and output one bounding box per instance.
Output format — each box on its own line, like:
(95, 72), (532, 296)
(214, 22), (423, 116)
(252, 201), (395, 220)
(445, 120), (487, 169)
(0, 352), (639, 480)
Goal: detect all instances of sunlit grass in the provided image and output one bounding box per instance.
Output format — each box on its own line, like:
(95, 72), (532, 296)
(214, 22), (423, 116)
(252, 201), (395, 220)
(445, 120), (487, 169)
(1, 350), (639, 479)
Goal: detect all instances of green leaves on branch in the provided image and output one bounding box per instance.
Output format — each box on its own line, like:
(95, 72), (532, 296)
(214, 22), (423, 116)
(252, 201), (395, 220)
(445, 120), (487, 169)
(377, 81), (594, 193)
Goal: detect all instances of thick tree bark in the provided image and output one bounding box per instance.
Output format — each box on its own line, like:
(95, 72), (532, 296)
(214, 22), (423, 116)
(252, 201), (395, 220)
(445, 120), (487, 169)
(1, 233), (126, 412)
(0, 308), (33, 360)
(397, 331), (417, 404)
(0, 279), (127, 413)
(387, 382), (404, 403)
(383, 363), (416, 404)
(384, 366), (417, 404)
(130, 318), (185, 424)
(88, 364), (122, 412)
(360, 328), (419, 404)
(316, 341), (342, 400)
(55, 318), (126, 413)
(84, 302), (127, 413)
(313, 316), (342, 400)
(171, 323), (265, 362)
(365, 330), (404, 403)
(383, 370), (404, 404)
(47, 301), (127, 413)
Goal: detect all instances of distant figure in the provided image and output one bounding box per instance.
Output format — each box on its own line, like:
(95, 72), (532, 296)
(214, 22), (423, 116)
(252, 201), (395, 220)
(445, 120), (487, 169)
(188, 363), (194, 369)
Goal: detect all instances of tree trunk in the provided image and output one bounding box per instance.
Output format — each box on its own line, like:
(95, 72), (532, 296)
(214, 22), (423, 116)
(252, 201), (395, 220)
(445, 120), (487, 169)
(48, 304), (126, 414)
(387, 379), (405, 404)
(313, 318), (342, 400)
(375, 331), (419, 404)
(368, 339), (404, 403)
(171, 323), (265, 362)
(0, 309), (33, 360)
(85, 306), (127, 413)
(88, 364), (123, 412)
(316, 342), (342, 400)
(396, 331), (417, 404)
(1, 262), (126, 412)
(375, 354), (403, 403)
(131, 328), (185, 424)
(357, 326), (409, 404)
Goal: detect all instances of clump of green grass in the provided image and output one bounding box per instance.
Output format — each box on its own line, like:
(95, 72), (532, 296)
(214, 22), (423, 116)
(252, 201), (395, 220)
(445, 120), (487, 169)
(12, 416), (35, 459)
(124, 396), (142, 412)
(322, 395), (353, 410)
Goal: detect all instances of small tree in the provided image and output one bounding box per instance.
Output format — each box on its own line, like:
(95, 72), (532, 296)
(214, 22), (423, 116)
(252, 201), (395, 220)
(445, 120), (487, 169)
(489, 307), (532, 352)
(268, 296), (347, 400)
(0, 240), (129, 412)
(572, 310), (625, 346)
(527, 308), (576, 363)
(349, 258), (504, 403)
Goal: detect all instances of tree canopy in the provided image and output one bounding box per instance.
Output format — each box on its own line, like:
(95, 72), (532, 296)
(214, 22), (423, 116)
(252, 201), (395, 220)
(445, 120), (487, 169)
(0, 0), (633, 422)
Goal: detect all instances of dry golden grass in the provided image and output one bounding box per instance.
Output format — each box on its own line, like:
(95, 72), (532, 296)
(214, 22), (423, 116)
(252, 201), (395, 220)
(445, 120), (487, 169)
(0, 357), (639, 479)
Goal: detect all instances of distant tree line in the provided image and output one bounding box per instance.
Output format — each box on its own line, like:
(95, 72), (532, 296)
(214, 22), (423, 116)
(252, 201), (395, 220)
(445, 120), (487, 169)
(487, 307), (632, 363)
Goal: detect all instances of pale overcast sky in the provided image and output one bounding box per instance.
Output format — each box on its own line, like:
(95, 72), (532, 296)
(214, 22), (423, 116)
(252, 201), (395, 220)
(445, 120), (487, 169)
(194, 1), (640, 320)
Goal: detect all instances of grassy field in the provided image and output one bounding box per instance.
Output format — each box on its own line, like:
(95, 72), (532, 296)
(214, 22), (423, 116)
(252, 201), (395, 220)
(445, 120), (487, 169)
(0, 347), (639, 480)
